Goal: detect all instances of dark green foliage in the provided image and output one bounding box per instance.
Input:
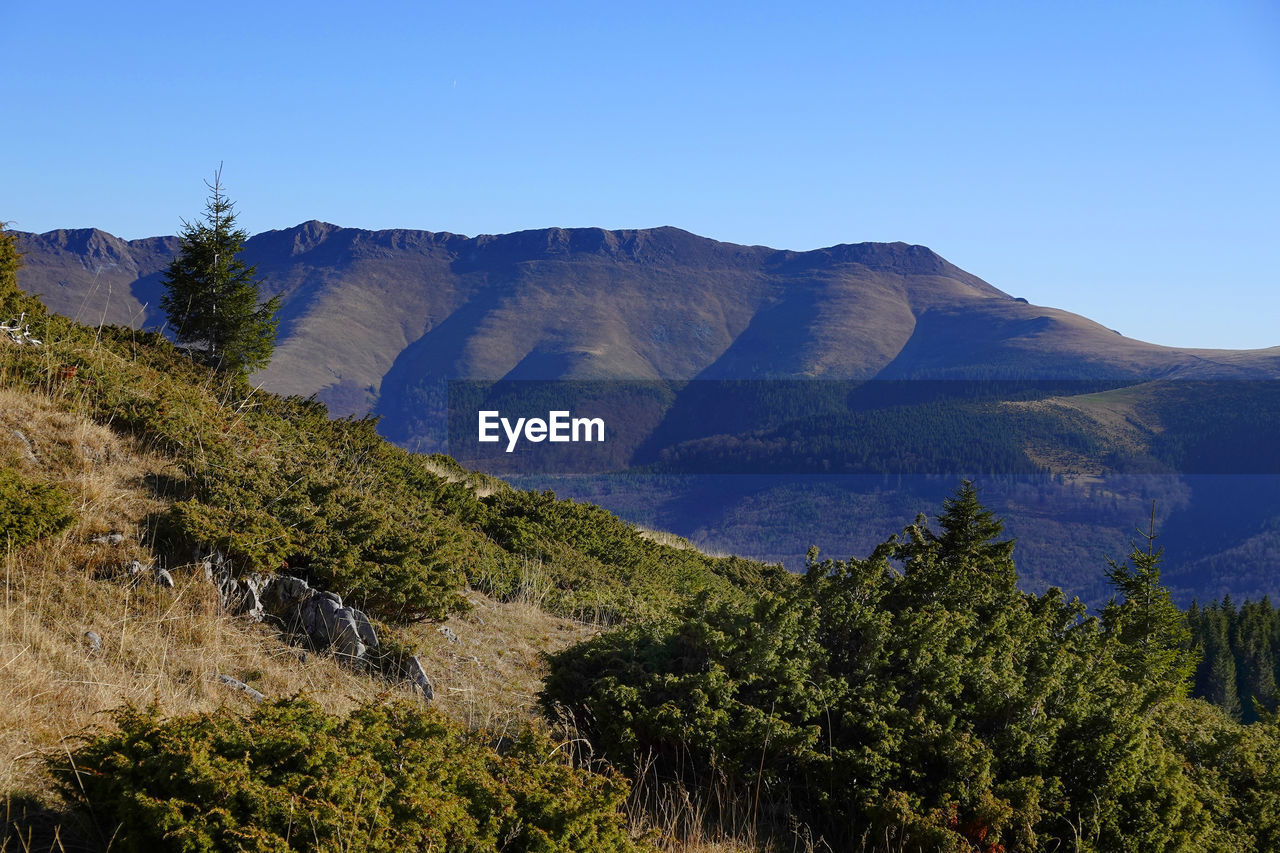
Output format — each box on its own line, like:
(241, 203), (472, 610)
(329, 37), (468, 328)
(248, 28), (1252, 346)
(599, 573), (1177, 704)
(55, 697), (646, 853)
(544, 485), (1280, 850)
(1190, 597), (1280, 722)
(476, 488), (786, 619)
(160, 172), (280, 375)
(1101, 507), (1197, 703)
(148, 397), (481, 624)
(646, 397), (1105, 476)
(0, 467), (74, 549)
(0, 221), (43, 321)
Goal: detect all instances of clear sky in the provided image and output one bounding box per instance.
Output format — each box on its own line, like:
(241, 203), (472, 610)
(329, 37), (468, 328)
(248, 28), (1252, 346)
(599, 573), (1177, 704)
(4, 1), (1277, 349)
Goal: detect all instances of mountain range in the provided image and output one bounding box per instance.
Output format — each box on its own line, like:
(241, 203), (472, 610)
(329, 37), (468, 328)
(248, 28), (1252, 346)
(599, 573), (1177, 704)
(14, 222), (1280, 604)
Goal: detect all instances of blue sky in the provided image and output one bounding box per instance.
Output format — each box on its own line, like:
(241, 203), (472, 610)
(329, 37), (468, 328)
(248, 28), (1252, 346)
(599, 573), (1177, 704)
(4, 0), (1277, 349)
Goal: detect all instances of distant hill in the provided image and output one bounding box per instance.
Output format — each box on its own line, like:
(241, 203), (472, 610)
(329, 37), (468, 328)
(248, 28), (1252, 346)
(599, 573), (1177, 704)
(15, 222), (1280, 605)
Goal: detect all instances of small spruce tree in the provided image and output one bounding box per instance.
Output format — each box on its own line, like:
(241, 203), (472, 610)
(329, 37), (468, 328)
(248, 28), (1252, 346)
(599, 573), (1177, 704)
(160, 168), (280, 375)
(896, 479), (1019, 610)
(1102, 502), (1197, 701)
(0, 221), (43, 319)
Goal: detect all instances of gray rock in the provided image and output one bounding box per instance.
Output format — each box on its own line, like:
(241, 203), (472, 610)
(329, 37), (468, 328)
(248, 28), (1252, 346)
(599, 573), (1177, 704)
(237, 573), (271, 621)
(206, 558), (268, 621)
(330, 608), (367, 659)
(90, 532), (126, 545)
(215, 573), (240, 610)
(119, 559), (172, 589)
(299, 595), (366, 660)
(261, 575), (313, 615)
(351, 608), (379, 650)
(195, 550), (384, 666)
(437, 625), (458, 643)
(216, 674), (264, 703)
(11, 430), (37, 463)
(405, 655), (434, 702)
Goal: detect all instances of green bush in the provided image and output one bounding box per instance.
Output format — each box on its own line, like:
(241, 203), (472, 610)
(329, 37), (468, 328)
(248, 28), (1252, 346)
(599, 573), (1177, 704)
(0, 467), (74, 549)
(55, 697), (647, 853)
(478, 489), (786, 619)
(543, 484), (1280, 851)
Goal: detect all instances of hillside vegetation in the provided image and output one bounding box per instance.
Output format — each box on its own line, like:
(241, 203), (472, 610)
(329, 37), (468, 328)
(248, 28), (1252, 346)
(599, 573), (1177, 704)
(543, 487), (1280, 851)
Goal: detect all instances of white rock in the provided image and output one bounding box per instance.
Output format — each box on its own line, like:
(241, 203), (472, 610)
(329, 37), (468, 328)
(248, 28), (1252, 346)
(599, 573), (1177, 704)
(216, 674), (265, 703)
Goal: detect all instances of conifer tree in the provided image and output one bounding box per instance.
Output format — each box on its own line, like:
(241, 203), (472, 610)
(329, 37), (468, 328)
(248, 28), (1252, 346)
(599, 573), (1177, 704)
(1102, 503), (1196, 701)
(1238, 598), (1279, 721)
(896, 479), (1018, 610)
(160, 168), (280, 375)
(0, 221), (42, 318)
(1191, 603), (1241, 719)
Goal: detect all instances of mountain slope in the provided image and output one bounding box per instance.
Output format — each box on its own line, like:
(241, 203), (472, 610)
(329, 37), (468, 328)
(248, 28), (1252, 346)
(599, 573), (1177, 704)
(17, 223), (1280, 427)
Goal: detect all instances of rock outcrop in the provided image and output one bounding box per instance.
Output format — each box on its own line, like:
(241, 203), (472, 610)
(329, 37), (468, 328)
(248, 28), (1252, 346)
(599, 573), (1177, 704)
(201, 549), (431, 701)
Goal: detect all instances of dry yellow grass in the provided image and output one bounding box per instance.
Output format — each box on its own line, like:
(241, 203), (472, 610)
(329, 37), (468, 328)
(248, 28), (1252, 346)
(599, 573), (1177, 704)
(407, 592), (597, 735)
(634, 526), (730, 559)
(0, 547), (393, 795)
(0, 386), (396, 799)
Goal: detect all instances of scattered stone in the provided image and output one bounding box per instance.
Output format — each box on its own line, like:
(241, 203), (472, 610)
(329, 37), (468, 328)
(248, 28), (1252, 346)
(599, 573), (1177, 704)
(216, 674), (265, 703)
(83, 630), (102, 652)
(261, 575), (312, 614)
(118, 559), (176, 589)
(10, 429), (37, 463)
(437, 625), (459, 643)
(237, 573), (269, 621)
(1, 314), (41, 347)
(405, 655), (434, 702)
(195, 546), (433, 700)
(299, 595), (366, 660)
(215, 572), (241, 610)
(352, 609), (379, 650)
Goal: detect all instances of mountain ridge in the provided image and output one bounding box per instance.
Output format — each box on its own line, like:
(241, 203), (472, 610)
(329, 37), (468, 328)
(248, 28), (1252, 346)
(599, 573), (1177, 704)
(16, 220), (1280, 433)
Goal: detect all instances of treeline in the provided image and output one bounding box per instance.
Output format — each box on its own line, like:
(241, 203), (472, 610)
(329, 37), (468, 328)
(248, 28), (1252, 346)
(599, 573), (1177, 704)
(1189, 597), (1280, 722)
(1146, 381), (1280, 475)
(640, 379), (1280, 478)
(647, 401), (1103, 476)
